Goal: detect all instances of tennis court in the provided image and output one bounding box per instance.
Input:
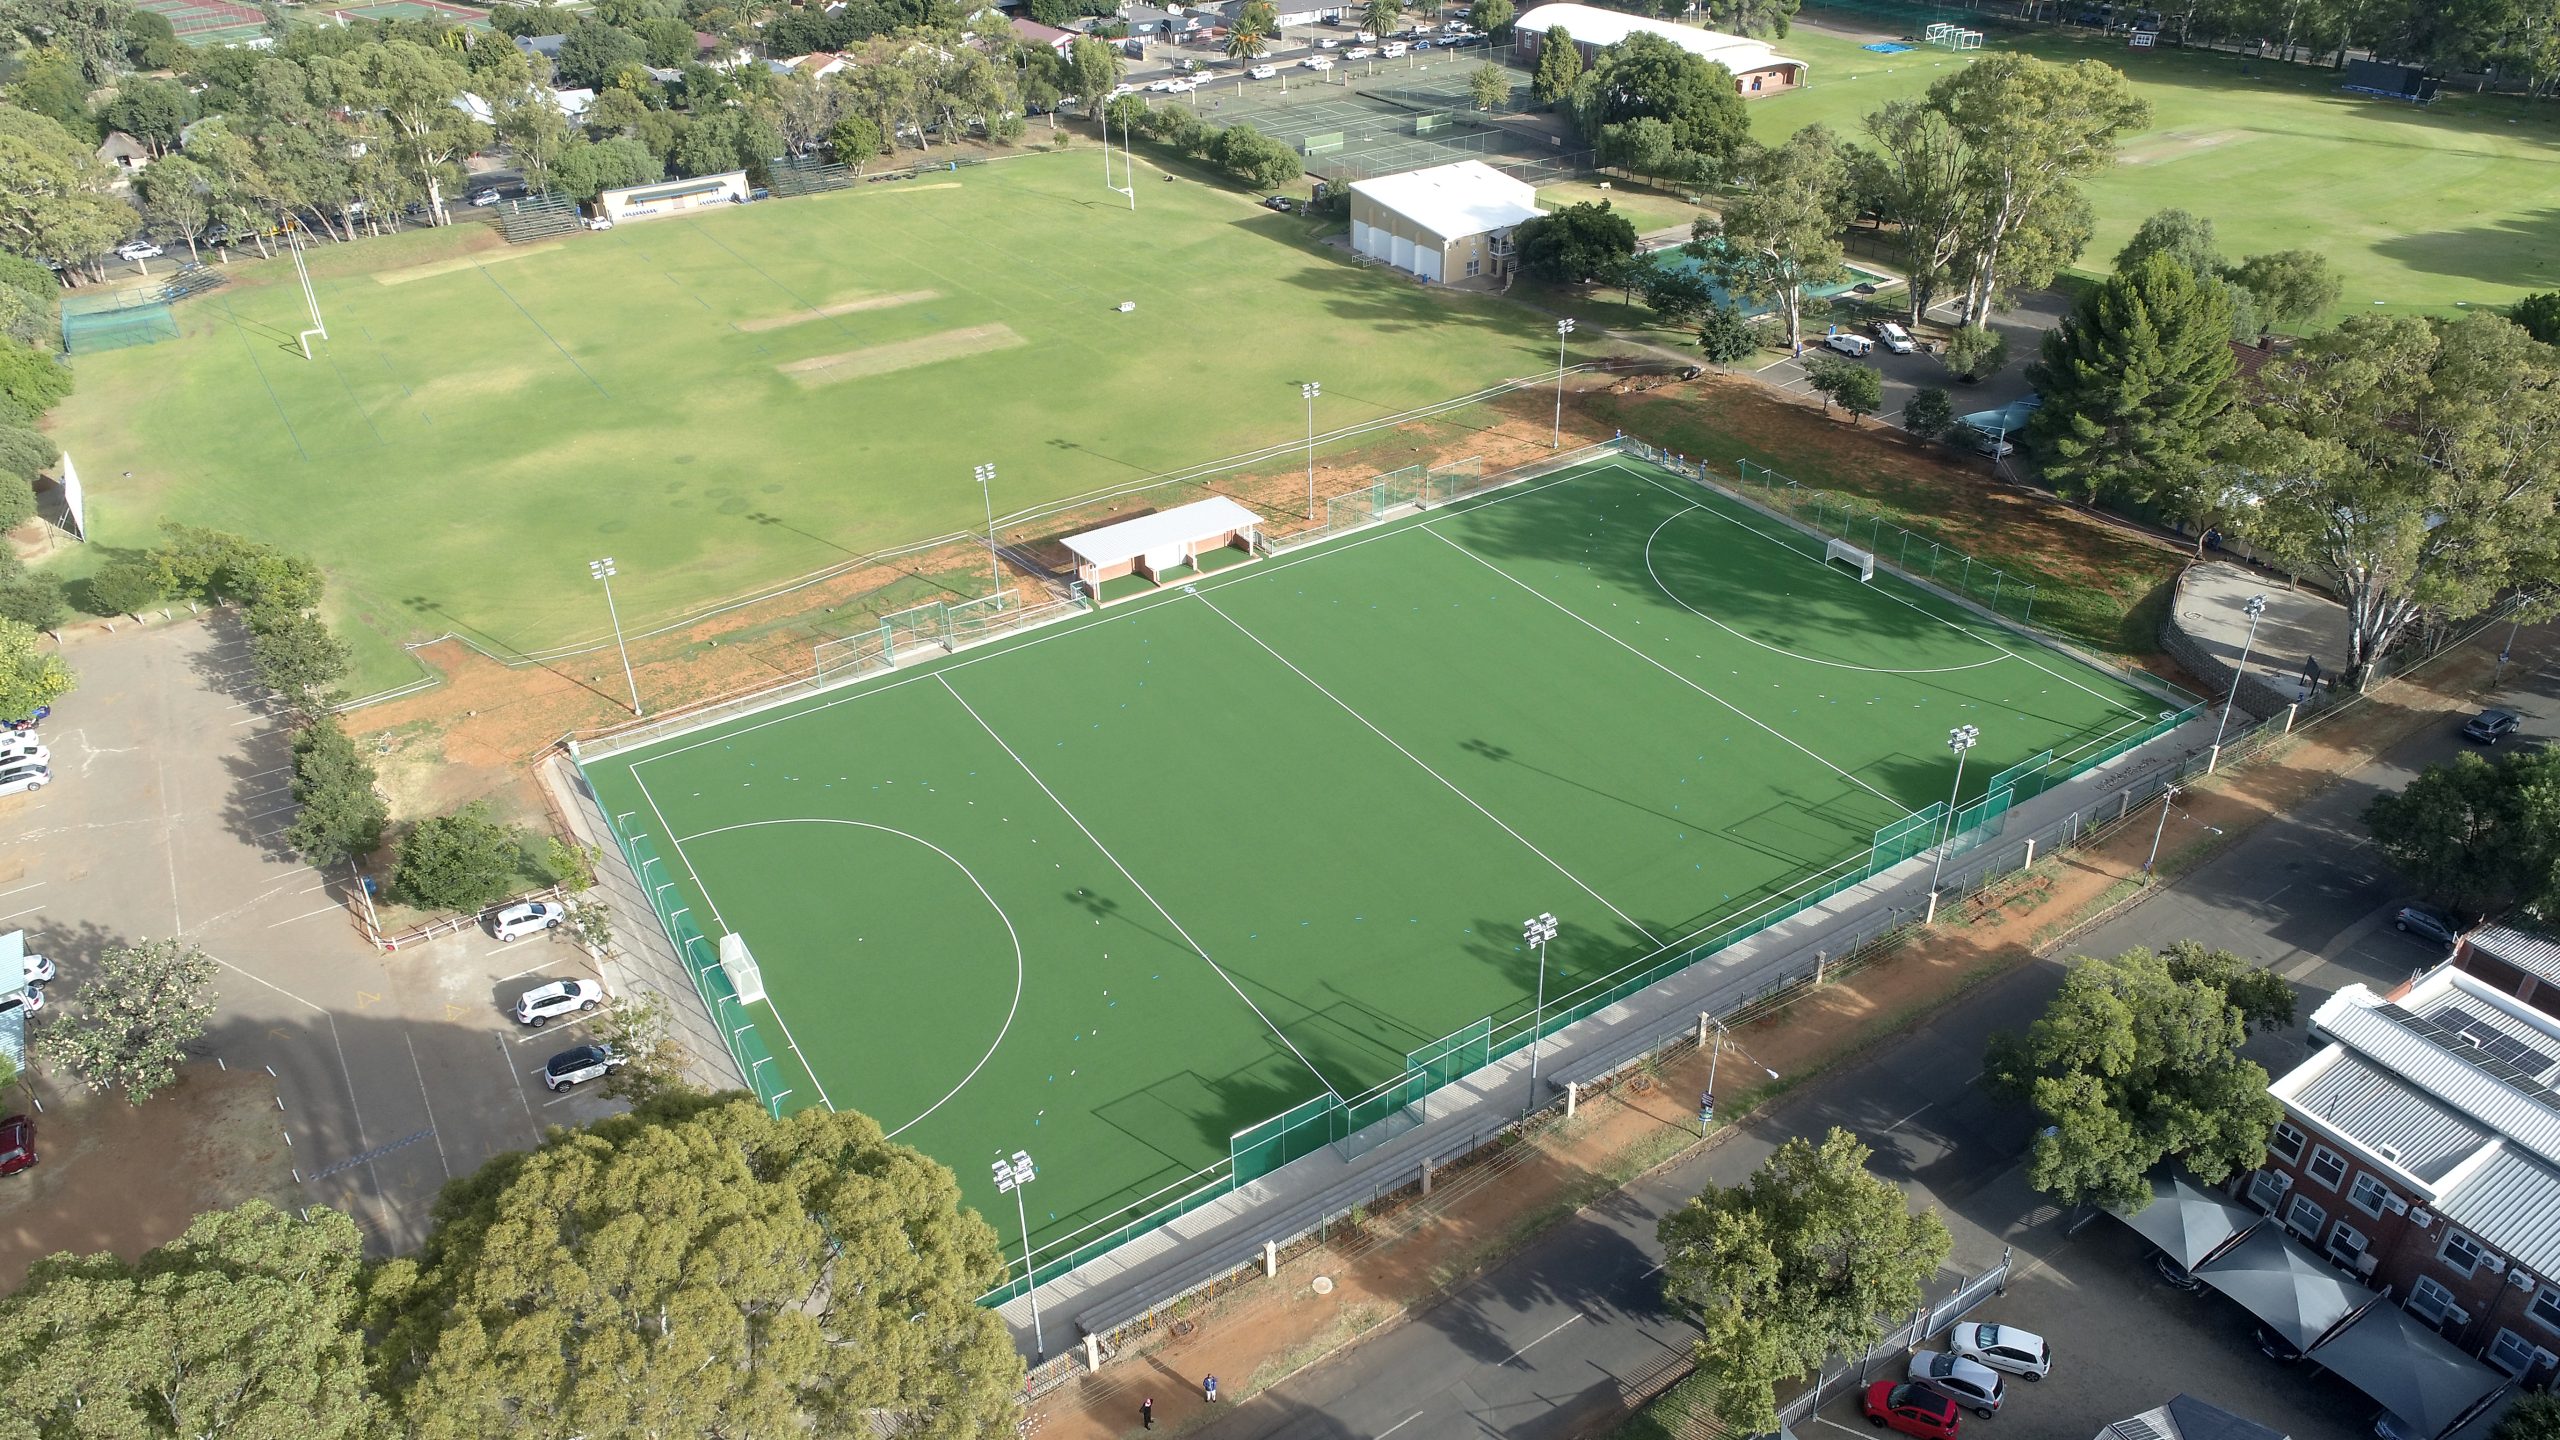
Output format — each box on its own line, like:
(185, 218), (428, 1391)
(1197, 55), (1573, 181)
(580, 454), (2178, 1288)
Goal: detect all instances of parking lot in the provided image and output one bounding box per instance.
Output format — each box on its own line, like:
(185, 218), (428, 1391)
(1752, 289), (2067, 459)
(0, 615), (626, 1256)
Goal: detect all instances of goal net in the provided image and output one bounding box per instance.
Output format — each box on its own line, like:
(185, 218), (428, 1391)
(1825, 538), (1877, 582)
(718, 932), (767, 1005)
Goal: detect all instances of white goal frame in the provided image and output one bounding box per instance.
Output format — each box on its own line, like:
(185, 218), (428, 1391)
(1825, 538), (1877, 582)
(718, 932), (768, 1005)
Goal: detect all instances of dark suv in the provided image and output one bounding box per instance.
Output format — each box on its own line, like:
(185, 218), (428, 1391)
(2463, 708), (2522, 744)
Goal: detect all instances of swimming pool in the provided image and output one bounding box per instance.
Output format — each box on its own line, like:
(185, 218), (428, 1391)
(1644, 241), (1898, 319)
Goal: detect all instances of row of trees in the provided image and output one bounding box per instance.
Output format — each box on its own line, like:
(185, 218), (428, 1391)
(1114, 99), (1306, 188)
(0, 1096), (1028, 1438)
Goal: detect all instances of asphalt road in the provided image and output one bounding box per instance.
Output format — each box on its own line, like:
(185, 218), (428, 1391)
(1206, 626), (2553, 1440)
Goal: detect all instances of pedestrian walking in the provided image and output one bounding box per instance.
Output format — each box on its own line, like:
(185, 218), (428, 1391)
(1205, 1374), (1220, 1404)
(1142, 1397), (1154, 1429)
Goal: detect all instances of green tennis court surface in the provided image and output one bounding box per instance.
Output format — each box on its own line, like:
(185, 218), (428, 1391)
(581, 456), (2173, 1279)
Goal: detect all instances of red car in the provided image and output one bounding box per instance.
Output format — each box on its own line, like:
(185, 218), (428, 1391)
(0, 1115), (35, 1176)
(1867, 1381), (1961, 1440)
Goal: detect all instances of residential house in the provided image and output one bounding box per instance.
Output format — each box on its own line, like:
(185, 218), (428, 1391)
(2246, 965), (2560, 1392)
(1009, 15), (1077, 54)
(515, 32), (568, 62)
(96, 131), (152, 173)
(769, 50), (851, 78)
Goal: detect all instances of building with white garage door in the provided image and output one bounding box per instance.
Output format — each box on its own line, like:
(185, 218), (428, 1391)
(1348, 160), (1546, 286)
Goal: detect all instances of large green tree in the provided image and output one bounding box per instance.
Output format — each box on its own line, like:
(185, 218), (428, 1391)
(0, 104), (139, 279)
(1228, 0), (1278, 59)
(0, 1202), (382, 1439)
(1657, 1128), (1950, 1436)
(1530, 25), (1580, 108)
(364, 1095), (1024, 1439)
(2228, 249), (2342, 331)
(1984, 944), (2288, 1212)
(1925, 54), (2147, 325)
(1511, 198), (1635, 285)
(391, 804), (525, 913)
(37, 937), (220, 1103)
(2366, 747), (2560, 920)
(354, 40), (485, 226)
(1692, 123), (1851, 354)
(2234, 311), (2560, 681)
(2025, 251), (2239, 504)
(0, 614), (71, 721)
(1862, 98), (1972, 326)
(285, 716), (389, 868)
(1571, 33), (1750, 183)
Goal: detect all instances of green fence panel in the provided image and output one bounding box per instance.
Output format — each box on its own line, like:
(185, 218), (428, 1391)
(1408, 1017), (1491, 1090)
(1871, 803), (1945, 872)
(1232, 1092), (1341, 1185)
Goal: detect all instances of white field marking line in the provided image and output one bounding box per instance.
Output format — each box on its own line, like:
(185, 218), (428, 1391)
(935, 672), (1348, 1099)
(675, 817), (1021, 1141)
(622, 463), (1608, 775)
(402, 1030), (451, 1179)
(1190, 590), (1662, 944)
(1377, 1413), (1427, 1439)
(1620, 466), (2155, 723)
(1640, 506), (2011, 675)
(1500, 1312), (1583, 1367)
(1422, 526), (1909, 818)
(496, 1034), (542, 1144)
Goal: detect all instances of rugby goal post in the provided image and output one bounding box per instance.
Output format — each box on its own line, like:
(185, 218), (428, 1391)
(718, 932), (767, 1005)
(1825, 538), (1877, 582)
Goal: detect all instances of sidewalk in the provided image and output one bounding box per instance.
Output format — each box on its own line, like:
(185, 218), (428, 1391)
(2175, 560), (2352, 710)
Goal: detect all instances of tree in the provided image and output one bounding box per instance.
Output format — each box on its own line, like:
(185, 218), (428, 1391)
(1944, 322), (2006, 382)
(1639, 262), (1718, 327)
(123, 5), (179, 67)
(0, 574), (67, 632)
(1530, 26), (1580, 107)
(589, 987), (692, 1102)
(0, 615), (71, 721)
(1228, 0), (1279, 59)
(2025, 252), (2238, 503)
(1511, 199), (1636, 285)
(555, 17), (648, 89)
(1656, 1128), (1950, 1436)
(135, 153), (214, 258)
(1903, 385), (1954, 439)
(495, 92), (571, 192)
(2364, 748), (2560, 919)
(0, 109), (138, 287)
(829, 112), (884, 169)
(2236, 312), (2560, 681)
(1693, 123), (1851, 354)
(2228, 249), (2341, 331)
(1700, 0), (1798, 35)
(85, 553), (167, 617)
(362, 1097), (1025, 1439)
(1067, 37), (1120, 113)
(390, 803), (525, 913)
(2162, 939), (2296, 1035)
(1364, 0), (1401, 37)
(1983, 945), (2288, 1212)
(355, 40), (486, 227)
(248, 602), (350, 716)
(2491, 1393), (2560, 1440)
(7, 49), (94, 134)
(1210, 123), (1301, 188)
(284, 716), (388, 867)
(548, 135), (661, 201)
(1468, 61), (1507, 110)
(102, 77), (200, 154)
(6, 0), (138, 86)
(2112, 206), (2223, 281)
(1696, 302), (1758, 363)
(0, 472), (34, 530)
(2510, 291), (2560, 346)
(0, 427), (49, 484)
(38, 938), (219, 1103)
(0, 1202), (383, 1439)
(1926, 55), (2148, 325)
(1467, 0), (1513, 35)
(1862, 98), (1972, 327)
(1574, 33), (1750, 183)
(1804, 354), (1881, 422)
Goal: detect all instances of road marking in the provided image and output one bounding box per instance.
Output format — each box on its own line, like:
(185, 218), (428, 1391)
(1813, 1416), (1871, 1436)
(512, 1011), (605, 1043)
(497, 1034), (542, 1144)
(0, 882), (43, 899)
(1500, 1313), (1582, 1367)
(1883, 1101), (1934, 1134)
(1377, 1411), (1427, 1438)
(402, 1030), (452, 1179)
(446, 1003), (467, 1022)
(540, 1087), (586, 1107)
(0, 905), (45, 924)
(355, 990), (382, 1010)
(493, 963), (558, 985)
(265, 903), (342, 927)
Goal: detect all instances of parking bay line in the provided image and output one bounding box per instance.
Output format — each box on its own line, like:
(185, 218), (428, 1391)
(512, 1010), (608, 1044)
(0, 881), (44, 899)
(402, 1030), (452, 1180)
(267, 903), (344, 927)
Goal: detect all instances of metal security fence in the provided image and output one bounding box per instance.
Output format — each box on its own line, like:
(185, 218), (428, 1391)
(596, 822), (795, 1116)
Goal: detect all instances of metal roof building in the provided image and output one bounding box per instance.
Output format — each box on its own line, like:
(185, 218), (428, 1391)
(1512, 3), (1804, 94)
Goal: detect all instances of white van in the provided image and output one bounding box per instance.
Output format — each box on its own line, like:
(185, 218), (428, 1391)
(1822, 332), (1874, 357)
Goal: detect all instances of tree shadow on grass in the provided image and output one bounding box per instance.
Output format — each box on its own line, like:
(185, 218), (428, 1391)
(2369, 207), (2560, 295)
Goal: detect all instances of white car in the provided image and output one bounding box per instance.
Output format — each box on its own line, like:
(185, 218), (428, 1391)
(1823, 331), (1875, 357)
(1907, 1352), (2005, 1416)
(582, 216), (614, 231)
(1346, 45), (1376, 57)
(1381, 41), (1408, 56)
(1303, 55), (1334, 69)
(0, 763), (49, 799)
(7, 985), (40, 1016)
(468, 188), (502, 207)
(541, 1043), (623, 1091)
(1248, 63), (1278, 78)
(1874, 320), (1917, 354)
(0, 735), (43, 766)
(1948, 1322), (2050, 1380)
(512, 978), (603, 1027)
(1145, 77), (1180, 91)
(21, 953), (53, 987)
(1317, 34), (1339, 46)
(116, 240), (164, 262)
(1968, 428), (2016, 459)
(487, 900), (568, 942)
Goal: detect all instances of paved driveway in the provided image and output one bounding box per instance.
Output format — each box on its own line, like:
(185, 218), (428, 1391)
(1753, 291), (2069, 463)
(0, 616), (623, 1253)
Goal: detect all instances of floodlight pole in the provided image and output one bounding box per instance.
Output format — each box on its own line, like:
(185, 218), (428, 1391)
(2208, 593), (2266, 772)
(1552, 317), (1575, 449)
(1523, 912), (1557, 1110)
(1927, 724), (1979, 915)
(1302, 381), (1321, 519)
(975, 463), (1002, 598)
(590, 558), (641, 717)
(994, 1150), (1044, 1359)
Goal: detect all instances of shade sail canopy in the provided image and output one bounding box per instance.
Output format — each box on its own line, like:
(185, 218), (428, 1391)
(2113, 1172), (2264, 1269)
(2305, 1303), (2507, 1439)
(2195, 1226), (2376, 1349)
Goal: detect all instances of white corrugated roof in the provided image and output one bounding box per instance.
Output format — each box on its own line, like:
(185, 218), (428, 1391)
(1349, 160), (1545, 243)
(1062, 497), (1263, 569)
(1514, 3), (1802, 74)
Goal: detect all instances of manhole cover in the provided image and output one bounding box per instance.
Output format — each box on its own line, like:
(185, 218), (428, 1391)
(1312, 1276), (1335, 1295)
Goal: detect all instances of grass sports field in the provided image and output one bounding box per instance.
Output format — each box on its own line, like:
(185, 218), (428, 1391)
(45, 149), (1557, 694)
(1765, 19), (2560, 321)
(580, 454), (2173, 1279)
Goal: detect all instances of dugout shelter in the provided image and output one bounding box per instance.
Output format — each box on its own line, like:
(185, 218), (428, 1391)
(1063, 497), (1262, 602)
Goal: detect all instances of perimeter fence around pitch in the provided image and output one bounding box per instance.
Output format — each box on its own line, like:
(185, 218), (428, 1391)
(591, 820), (795, 1116)
(973, 435), (2202, 1308)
